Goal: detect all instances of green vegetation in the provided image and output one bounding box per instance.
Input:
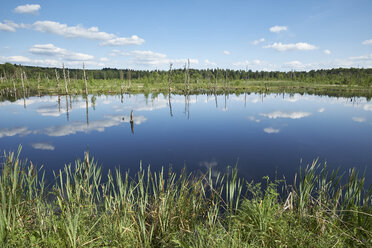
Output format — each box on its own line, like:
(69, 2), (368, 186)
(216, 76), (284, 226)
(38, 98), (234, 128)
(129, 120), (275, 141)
(1, 147), (371, 247)
(0, 63), (371, 99)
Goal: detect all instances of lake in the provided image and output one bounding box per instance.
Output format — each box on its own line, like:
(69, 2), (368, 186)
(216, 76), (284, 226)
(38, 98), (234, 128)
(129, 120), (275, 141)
(1, 92), (371, 185)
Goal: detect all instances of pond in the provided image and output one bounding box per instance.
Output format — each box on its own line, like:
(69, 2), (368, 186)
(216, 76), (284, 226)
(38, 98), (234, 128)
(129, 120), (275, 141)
(1, 92), (372, 185)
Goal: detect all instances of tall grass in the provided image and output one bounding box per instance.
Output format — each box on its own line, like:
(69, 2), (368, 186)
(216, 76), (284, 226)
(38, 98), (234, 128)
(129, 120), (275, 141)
(0, 147), (371, 247)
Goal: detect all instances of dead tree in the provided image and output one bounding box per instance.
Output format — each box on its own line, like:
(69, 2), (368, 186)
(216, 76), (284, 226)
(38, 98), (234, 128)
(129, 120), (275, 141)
(63, 63), (69, 94)
(83, 63), (88, 96)
(55, 69), (60, 91)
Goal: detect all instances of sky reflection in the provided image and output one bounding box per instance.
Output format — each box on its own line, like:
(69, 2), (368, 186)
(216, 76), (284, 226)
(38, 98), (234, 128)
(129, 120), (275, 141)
(0, 93), (371, 185)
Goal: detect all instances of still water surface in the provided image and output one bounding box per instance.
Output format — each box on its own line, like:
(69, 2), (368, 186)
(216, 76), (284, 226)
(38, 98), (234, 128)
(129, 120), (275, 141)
(1, 93), (371, 184)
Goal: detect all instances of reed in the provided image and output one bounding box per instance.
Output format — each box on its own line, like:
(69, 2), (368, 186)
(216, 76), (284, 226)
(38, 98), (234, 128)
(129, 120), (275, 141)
(0, 147), (371, 247)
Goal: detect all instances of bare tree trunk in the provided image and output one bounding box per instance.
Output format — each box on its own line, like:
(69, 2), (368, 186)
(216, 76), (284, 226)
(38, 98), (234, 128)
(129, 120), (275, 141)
(168, 93), (173, 117)
(12, 77), (17, 98)
(65, 95), (69, 121)
(128, 70), (131, 88)
(20, 69), (25, 92)
(244, 92), (247, 108)
(63, 63), (69, 94)
(58, 96), (61, 113)
(55, 69), (60, 91)
(67, 69), (71, 87)
(83, 63), (88, 96)
(168, 63), (173, 92)
(37, 73), (41, 90)
(215, 69), (218, 90)
(184, 63), (187, 87)
(168, 63), (173, 117)
(86, 96), (89, 125)
(187, 59), (190, 91)
(23, 71), (29, 88)
(225, 71), (227, 89)
(214, 92), (218, 108)
(130, 110), (134, 134)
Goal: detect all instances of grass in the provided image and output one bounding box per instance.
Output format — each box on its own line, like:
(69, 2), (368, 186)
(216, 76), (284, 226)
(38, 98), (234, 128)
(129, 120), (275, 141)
(1, 77), (372, 100)
(0, 147), (371, 247)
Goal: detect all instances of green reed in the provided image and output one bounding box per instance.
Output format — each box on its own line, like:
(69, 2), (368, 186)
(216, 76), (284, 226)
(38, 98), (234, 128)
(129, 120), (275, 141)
(0, 147), (371, 247)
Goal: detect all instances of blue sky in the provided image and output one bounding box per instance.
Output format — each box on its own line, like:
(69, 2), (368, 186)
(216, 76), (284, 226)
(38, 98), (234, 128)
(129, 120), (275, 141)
(0, 0), (371, 70)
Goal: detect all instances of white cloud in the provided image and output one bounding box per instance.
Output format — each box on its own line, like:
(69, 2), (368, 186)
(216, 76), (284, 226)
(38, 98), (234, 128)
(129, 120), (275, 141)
(0, 127), (31, 138)
(252, 38), (265, 45)
(43, 115), (147, 137)
(260, 111), (311, 119)
(264, 127), (280, 134)
(284, 96), (300, 102)
(172, 58), (199, 65)
(0, 55), (104, 68)
(253, 59), (262, 65)
(36, 104), (65, 117)
(31, 143), (55, 151)
(232, 60), (250, 67)
(0, 20), (19, 32)
(223, 50), (230, 55)
(324, 49), (331, 55)
(284, 61), (306, 70)
(125, 50), (198, 67)
(0, 55), (31, 63)
(318, 108), (325, 113)
(30, 44), (94, 61)
(32, 21), (115, 40)
(363, 104), (372, 111)
(352, 117), (366, 123)
(100, 57), (109, 62)
(232, 59), (277, 71)
(264, 42), (317, 51)
(199, 160), (219, 177)
(127, 50), (167, 65)
(269, 25), (288, 33)
(199, 160), (218, 169)
(247, 116), (260, 123)
(204, 59), (217, 67)
(30, 21), (144, 46)
(231, 52), (372, 71)
(280, 53), (372, 71)
(100, 35), (144, 46)
(108, 49), (126, 57)
(362, 39), (372, 45)
(14, 4), (41, 14)
(350, 53), (372, 61)
(0, 96), (59, 107)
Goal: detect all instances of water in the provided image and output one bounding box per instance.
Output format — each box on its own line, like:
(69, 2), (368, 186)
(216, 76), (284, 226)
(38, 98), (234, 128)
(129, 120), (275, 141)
(1, 93), (372, 185)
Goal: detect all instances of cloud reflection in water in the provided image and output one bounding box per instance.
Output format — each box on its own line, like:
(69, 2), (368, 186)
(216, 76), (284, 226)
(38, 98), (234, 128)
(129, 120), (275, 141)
(260, 111), (311, 119)
(31, 142), (55, 151)
(43, 115), (147, 137)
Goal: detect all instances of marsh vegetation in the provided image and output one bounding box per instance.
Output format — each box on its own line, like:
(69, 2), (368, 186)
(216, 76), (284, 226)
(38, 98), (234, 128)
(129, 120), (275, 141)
(0, 147), (371, 247)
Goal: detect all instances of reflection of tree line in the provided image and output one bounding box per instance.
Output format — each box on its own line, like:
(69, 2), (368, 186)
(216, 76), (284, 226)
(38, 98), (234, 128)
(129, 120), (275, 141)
(0, 64), (141, 134)
(57, 94), (138, 134)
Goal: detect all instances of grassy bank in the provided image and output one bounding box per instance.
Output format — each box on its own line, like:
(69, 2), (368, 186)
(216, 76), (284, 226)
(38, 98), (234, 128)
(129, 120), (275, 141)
(1, 78), (372, 101)
(0, 147), (371, 247)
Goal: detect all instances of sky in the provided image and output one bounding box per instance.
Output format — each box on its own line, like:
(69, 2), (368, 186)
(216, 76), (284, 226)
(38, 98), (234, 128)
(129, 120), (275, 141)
(0, 0), (371, 71)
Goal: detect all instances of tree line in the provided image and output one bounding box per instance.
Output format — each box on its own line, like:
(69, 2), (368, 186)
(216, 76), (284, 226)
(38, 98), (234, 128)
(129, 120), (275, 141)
(1, 63), (371, 86)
